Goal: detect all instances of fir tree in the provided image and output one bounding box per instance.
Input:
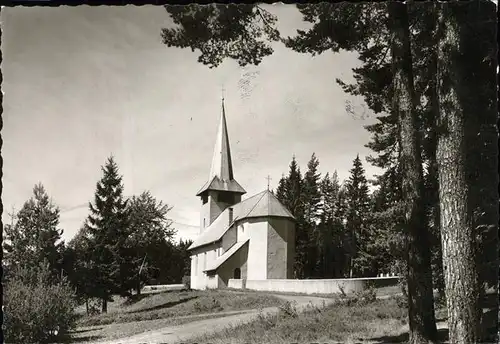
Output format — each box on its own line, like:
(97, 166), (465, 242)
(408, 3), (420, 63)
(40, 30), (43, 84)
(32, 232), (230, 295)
(275, 173), (287, 204)
(344, 155), (372, 277)
(302, 153), (322, 277)
(84, 156), (131, 313)
(318, 171), (345, 278)
(277, 156), (306, 278)
(3, 183), (64, 278)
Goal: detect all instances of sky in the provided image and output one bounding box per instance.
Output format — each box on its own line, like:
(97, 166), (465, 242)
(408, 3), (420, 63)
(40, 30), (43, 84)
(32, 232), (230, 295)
(1, 5), (382, 243)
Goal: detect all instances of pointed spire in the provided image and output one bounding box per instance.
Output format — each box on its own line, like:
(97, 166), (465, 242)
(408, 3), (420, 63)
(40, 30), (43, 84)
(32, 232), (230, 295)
(196, 96), (246, 197)
(209, 97), (234, 181)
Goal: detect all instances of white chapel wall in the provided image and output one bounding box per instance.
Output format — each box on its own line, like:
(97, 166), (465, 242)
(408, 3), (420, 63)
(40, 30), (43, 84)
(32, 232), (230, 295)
(246, 219), (268, 280)
(190, 242), (219, 290)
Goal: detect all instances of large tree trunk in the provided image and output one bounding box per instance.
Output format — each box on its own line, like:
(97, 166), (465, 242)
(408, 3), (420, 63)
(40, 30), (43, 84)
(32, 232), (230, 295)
(466, 3), (499, 341)
(436, 3), (499, 343)
(426, 4), (445, 299)
(388, 2), (438, 343)
(436, 3), (485, 343)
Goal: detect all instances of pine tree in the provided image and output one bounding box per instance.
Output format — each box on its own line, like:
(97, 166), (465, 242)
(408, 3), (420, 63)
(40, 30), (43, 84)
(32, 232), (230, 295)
(84, 156), (131, 313)
(275, 173), (287, 202)
(277, 156), (307, 279)
(3, 183), (64, 278)
(368, 170), (404, 276)
(302, 153), (322, 277)
(344, 155), (372, 277)
(176, 239), (193, 279)
(318, 171), (344, 278)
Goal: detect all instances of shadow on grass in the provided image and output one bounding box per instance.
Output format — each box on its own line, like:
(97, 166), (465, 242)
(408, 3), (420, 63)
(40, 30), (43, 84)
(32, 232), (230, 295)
(369, 328), (449, 343)
(122, 293), (153, 306)
(56, 333), (104, 343)
(70, 327), (104, 334)
(126, 296), (199, 314)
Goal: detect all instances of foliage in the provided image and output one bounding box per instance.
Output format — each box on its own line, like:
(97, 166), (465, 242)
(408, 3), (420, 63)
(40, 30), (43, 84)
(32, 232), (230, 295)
(162, 4), (280, 68)
(318, 171), (347, 278)
(194, 297), (223, 313)
(127, 191), (176, 293)
(346, 287), (377, 307)
(3, 183), (64, 278)
(82, 156), (132, 310)
(275, 156), (307, 278)
(64, 226), (95, 305)
(344, 155), (373, 278)
(301, 154), (322, 277)
(3, 261), (77, 344)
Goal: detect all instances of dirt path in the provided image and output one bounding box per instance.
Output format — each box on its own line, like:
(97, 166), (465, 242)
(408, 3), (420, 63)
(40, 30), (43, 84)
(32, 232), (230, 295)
(93, 294), (335, 344)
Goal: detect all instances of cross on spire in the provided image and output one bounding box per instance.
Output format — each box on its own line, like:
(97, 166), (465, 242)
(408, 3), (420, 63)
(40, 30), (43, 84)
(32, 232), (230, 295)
(266, 175), (272, 190)
(221, 84), (225, 101)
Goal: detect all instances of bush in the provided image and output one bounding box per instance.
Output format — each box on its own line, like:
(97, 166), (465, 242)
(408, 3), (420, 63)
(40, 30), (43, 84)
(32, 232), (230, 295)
(278, 301), (299, 319)
(346, 287), (377, 306)
(3, 262), (78, 343)
(193, 297), (223, 313)
(182, 275), (190, 290)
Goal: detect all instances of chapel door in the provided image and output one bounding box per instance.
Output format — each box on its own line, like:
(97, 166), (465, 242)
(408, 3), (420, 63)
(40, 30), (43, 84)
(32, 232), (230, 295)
(233, 268), (241, 279)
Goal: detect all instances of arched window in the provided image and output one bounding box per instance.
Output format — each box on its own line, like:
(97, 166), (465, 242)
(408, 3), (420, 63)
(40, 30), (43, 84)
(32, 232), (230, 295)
(233, 268), (241, 279)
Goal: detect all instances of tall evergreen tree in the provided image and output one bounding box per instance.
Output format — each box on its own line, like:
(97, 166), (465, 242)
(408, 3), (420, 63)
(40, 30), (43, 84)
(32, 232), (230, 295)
(344, 155), (372, 277)
(276, 156), (307, 278)
(302, 153), (322, 277)
(84, 156), (131, 313)
(3, 183), (64, 278)
(318, 171), (345, 278)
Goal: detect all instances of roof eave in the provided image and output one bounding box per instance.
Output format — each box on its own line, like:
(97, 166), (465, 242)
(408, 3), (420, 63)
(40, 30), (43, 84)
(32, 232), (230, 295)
(188, 218), (240, 251)
(196, 178), (247, 197)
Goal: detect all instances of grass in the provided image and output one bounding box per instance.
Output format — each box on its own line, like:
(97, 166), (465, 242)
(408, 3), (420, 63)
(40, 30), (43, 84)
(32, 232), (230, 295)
(75, 289), (284, 327)
(190, 294), (445, 344)
(69, 286), (409, 343)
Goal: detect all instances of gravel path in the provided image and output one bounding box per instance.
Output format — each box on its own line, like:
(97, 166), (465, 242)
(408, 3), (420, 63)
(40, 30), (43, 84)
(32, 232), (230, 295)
(93, 294), (336, 344)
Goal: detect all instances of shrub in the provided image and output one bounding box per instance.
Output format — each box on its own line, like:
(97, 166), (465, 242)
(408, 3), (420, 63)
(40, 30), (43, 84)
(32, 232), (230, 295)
(347, 287), (377, 306)
(278, 301), (299, 319)
(3, 262), (78, 343)
(193, 297), (223, 313)
(182, 275), (191, 290)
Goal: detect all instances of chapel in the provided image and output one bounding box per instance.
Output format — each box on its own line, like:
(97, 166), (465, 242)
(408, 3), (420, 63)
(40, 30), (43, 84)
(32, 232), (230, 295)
(188, 98), (296, 290)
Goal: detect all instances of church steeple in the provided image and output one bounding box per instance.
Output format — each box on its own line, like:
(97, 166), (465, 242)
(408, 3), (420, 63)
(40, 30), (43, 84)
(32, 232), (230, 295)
(209, 97), (233, 181)
(196, 97), (246, 197)
(197, 97), (246, 231)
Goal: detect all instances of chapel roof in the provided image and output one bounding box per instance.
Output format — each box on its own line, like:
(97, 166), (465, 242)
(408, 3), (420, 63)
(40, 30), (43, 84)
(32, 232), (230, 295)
(204, 239), (249, 272)
(188, 189), (295, 250)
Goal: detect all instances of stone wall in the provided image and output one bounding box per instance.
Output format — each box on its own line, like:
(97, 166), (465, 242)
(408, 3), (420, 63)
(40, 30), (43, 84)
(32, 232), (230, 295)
(228, 277), (400, 295)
